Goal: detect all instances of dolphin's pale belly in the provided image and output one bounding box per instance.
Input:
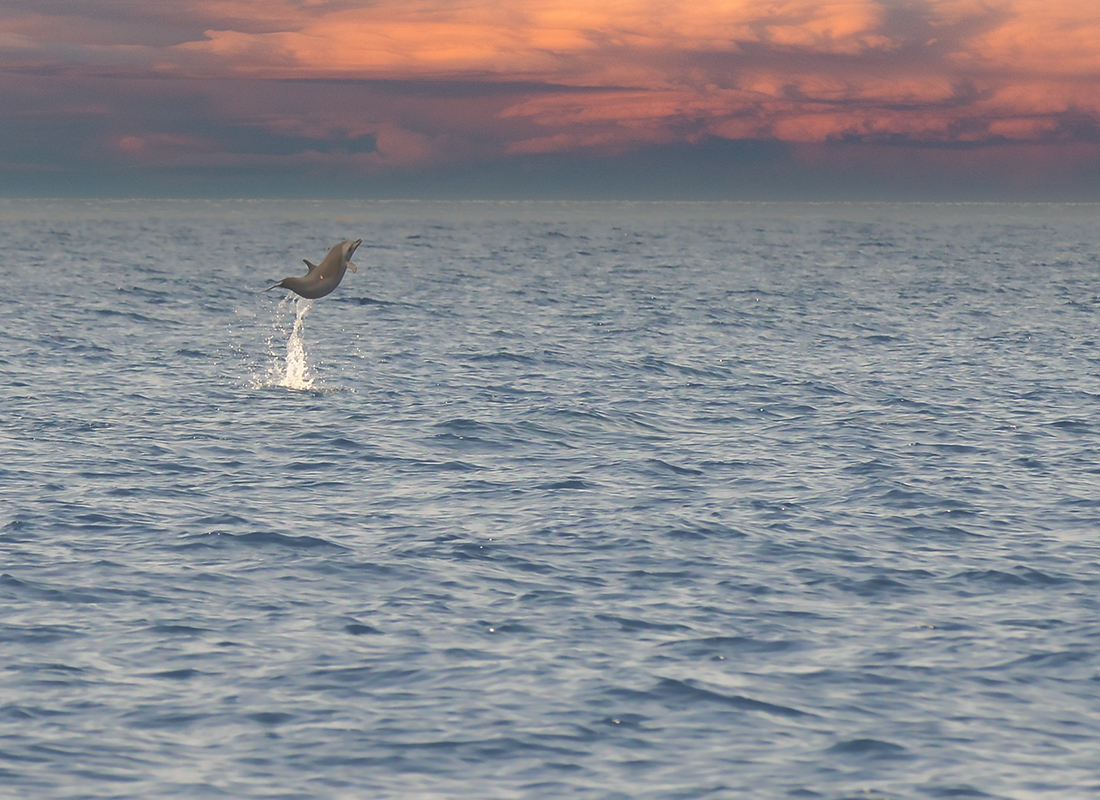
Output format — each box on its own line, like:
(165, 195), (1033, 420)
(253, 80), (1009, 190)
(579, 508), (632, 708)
(281, 269), (345, 299)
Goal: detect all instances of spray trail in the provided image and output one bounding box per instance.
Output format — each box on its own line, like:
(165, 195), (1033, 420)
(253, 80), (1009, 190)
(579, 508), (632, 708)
(258, 296), (316, 390)
(281, 297), (315, 390)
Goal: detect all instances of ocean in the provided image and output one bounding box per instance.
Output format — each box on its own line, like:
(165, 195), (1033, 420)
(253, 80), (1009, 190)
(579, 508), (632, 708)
(2, 199), (1099, 799)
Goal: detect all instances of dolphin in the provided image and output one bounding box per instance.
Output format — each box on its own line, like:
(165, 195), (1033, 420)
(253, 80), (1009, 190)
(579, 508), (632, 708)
(263, 239), (362, 299)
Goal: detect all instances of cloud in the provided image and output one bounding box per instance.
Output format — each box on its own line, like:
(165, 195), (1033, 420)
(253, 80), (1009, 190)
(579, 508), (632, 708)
(167, 1), (901, 78)
(2, 0), (1100, 194)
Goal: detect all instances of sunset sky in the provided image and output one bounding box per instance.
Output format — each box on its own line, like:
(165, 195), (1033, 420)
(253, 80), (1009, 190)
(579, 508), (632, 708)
(4, 0), (1100, 198)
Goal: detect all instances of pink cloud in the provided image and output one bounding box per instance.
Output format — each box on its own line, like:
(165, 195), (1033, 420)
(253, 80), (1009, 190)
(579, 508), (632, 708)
(3, 0), (1100, 176)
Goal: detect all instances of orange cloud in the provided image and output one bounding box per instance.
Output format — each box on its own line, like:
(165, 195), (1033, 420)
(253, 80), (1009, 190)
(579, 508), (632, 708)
(162, 0), (1100, 155)
(3, 0), (1100, 174)
(170, 1), (899, 78)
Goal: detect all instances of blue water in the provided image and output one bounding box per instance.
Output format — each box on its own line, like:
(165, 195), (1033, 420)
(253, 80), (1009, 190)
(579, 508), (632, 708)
(2, 199), (1099, 799)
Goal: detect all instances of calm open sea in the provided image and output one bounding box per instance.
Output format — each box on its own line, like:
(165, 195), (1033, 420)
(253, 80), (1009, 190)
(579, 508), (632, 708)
(2, 199), (1099, 799)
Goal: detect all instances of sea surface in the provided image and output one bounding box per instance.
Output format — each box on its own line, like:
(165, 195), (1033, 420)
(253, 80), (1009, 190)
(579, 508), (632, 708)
(2, 199), (1099, 799)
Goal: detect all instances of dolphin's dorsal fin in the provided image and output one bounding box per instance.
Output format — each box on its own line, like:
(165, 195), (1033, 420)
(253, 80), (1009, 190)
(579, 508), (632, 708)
(303, 259), (319, 272)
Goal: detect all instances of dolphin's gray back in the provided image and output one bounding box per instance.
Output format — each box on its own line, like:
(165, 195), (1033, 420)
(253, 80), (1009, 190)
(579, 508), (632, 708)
(317, 241), (350, 272)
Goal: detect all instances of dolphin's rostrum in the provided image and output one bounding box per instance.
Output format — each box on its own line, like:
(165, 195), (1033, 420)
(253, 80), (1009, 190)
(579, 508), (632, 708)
(264, 239), (361, 299)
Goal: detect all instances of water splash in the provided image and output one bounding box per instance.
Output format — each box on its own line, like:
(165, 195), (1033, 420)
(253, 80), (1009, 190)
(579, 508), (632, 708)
(282, 298), (315, 390)
(257, 296), (316, 390)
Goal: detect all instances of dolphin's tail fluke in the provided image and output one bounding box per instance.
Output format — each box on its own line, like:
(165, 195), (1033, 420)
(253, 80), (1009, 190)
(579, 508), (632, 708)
(260, 282), (283, 293)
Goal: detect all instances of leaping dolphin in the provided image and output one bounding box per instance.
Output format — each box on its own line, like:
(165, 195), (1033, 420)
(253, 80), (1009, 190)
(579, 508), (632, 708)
(263, 239), (362, 299)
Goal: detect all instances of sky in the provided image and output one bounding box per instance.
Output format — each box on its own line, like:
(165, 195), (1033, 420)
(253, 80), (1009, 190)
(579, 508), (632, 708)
(4, 0), (1100, 199)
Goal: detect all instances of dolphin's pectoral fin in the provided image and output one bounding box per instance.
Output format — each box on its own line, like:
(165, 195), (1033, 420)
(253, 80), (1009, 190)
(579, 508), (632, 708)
(347, 262), (358, 273)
